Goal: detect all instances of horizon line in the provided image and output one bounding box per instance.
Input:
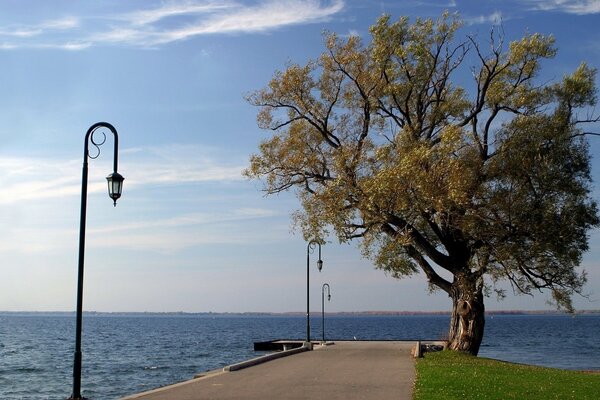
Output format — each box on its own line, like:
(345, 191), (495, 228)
(2, 309), (599, 315)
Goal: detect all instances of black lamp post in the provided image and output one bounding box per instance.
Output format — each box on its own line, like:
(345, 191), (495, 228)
(306, 240), (323, 343)
(70, 122), (124, 400)
(321, 283), (331, 343)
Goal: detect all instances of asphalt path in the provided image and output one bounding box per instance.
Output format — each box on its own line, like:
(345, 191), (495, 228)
(122, 341), (416, 400)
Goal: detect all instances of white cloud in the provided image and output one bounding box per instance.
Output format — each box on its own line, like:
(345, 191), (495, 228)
(0, 157), (80, 204)
(121, 1), (235, 26)
(39, 16), (80, 30)
(339, 28), (361, 38)
(174, 0), (343, 34)
(0, 144), (287, 255)
(525, 0), (600, 14)
(101, 0), (345, 46)
(0, 144), (245, 205)
(0, 16), (79, 38)
(391, 0), (456, 7)
(84, 207), (287, 252)
(465, 10), (504, 25)
(0, 203), (286, 254)
(122, 144), (245, 188)
(58, 42), (92, 51)
(88, 207), (281, 235)
(0, 0), (345, 50)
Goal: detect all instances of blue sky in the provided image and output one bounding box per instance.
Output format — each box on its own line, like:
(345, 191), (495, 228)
(1, 0), (600, 313)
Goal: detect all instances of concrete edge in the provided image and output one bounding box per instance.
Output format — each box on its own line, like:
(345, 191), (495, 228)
(318, 341), (335, 346)
(413, 340), (448, 358)
(120, 368), (226, 399)
(223, 344), (310, 372)
(121, 345), (310, 399)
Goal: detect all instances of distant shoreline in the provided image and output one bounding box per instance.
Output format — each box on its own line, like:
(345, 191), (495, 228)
(1, 310), (599, 317)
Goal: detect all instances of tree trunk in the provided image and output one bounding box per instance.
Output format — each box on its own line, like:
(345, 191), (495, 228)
(447, 273), (485, 355)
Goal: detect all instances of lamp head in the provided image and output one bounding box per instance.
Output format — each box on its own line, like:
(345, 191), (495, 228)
(317, 259), (323, 272)
(106, 171), (124, 206)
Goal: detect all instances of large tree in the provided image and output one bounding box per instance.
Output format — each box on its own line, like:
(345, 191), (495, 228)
(244, 13), (600, 355)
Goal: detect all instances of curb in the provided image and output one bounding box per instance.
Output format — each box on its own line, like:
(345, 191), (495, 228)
(121, 369), (226, 399)
(223, 344), (310, 372)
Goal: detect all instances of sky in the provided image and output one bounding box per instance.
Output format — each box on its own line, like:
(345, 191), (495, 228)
(1, 0), (600, 313)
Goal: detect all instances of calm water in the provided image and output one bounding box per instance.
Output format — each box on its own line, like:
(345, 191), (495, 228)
(0, 313), (598, 399)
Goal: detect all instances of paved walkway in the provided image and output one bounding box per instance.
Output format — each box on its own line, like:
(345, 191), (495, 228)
(122, 341), (416, 400)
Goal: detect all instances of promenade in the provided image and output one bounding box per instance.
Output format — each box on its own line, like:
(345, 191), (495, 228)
(122, 341), (416, 400)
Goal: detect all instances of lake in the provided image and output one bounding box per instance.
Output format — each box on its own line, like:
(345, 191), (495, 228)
(0, 313), (598, 399)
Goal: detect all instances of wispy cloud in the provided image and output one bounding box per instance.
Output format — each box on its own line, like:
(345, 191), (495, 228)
(465, 10), (504, 25)
(90, 207), (281, 235)
(0, 16), (79, 38)
(89, 221), (288, 252)
(0, 144), (245, 205)
(124, 144), (245, 187)
(171, 0), (343, 34)
(0, 141), (287, 255)
(524, 0), (600, 14)
(387, 0), (456, 7)
(0, 157), (81, 204)
(121, 1), (235, 26)
(0, 0), (345, 50)
(0, 206), (286, 254)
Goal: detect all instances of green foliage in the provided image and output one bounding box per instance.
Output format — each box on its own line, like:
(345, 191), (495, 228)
(414, 351), (600, 400)
(245, 12), (599, 310)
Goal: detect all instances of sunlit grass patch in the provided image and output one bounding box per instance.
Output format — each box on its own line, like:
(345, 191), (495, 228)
(414, 350), (600, 400)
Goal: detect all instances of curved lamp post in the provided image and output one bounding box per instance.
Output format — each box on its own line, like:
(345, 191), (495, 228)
(306, 240), (323, 343)
(70, 122), (124, 400)
(321, 283), (331, 343)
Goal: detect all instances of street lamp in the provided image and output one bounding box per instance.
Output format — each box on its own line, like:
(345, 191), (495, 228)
(70, 122), (124, 400)
(306, 240), (323, 343)
(321, 283), (331, 344)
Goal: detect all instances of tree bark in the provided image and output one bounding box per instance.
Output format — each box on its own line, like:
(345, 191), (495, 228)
(447, 273), (485, 355)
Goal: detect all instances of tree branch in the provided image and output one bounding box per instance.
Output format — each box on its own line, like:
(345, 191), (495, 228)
(406, 245), (453, 295)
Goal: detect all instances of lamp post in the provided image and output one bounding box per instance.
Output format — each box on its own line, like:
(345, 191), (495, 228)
(306, 240), (323, 343)
(321, 283), (331, 344)
(70, 122), (124, 400)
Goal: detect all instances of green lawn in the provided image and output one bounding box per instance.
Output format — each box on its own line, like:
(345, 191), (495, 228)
(414, 351), (600, 400)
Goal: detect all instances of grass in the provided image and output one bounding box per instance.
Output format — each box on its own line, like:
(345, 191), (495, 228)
(414, 350), (600, 400)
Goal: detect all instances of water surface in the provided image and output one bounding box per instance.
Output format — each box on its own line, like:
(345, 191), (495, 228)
(0, 313), (598, 399)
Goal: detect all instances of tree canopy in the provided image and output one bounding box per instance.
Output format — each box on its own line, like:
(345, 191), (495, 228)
(245, 13), (599, 353)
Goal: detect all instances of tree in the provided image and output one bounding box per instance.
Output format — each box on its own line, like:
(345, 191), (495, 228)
(244, 13), (600, 355)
